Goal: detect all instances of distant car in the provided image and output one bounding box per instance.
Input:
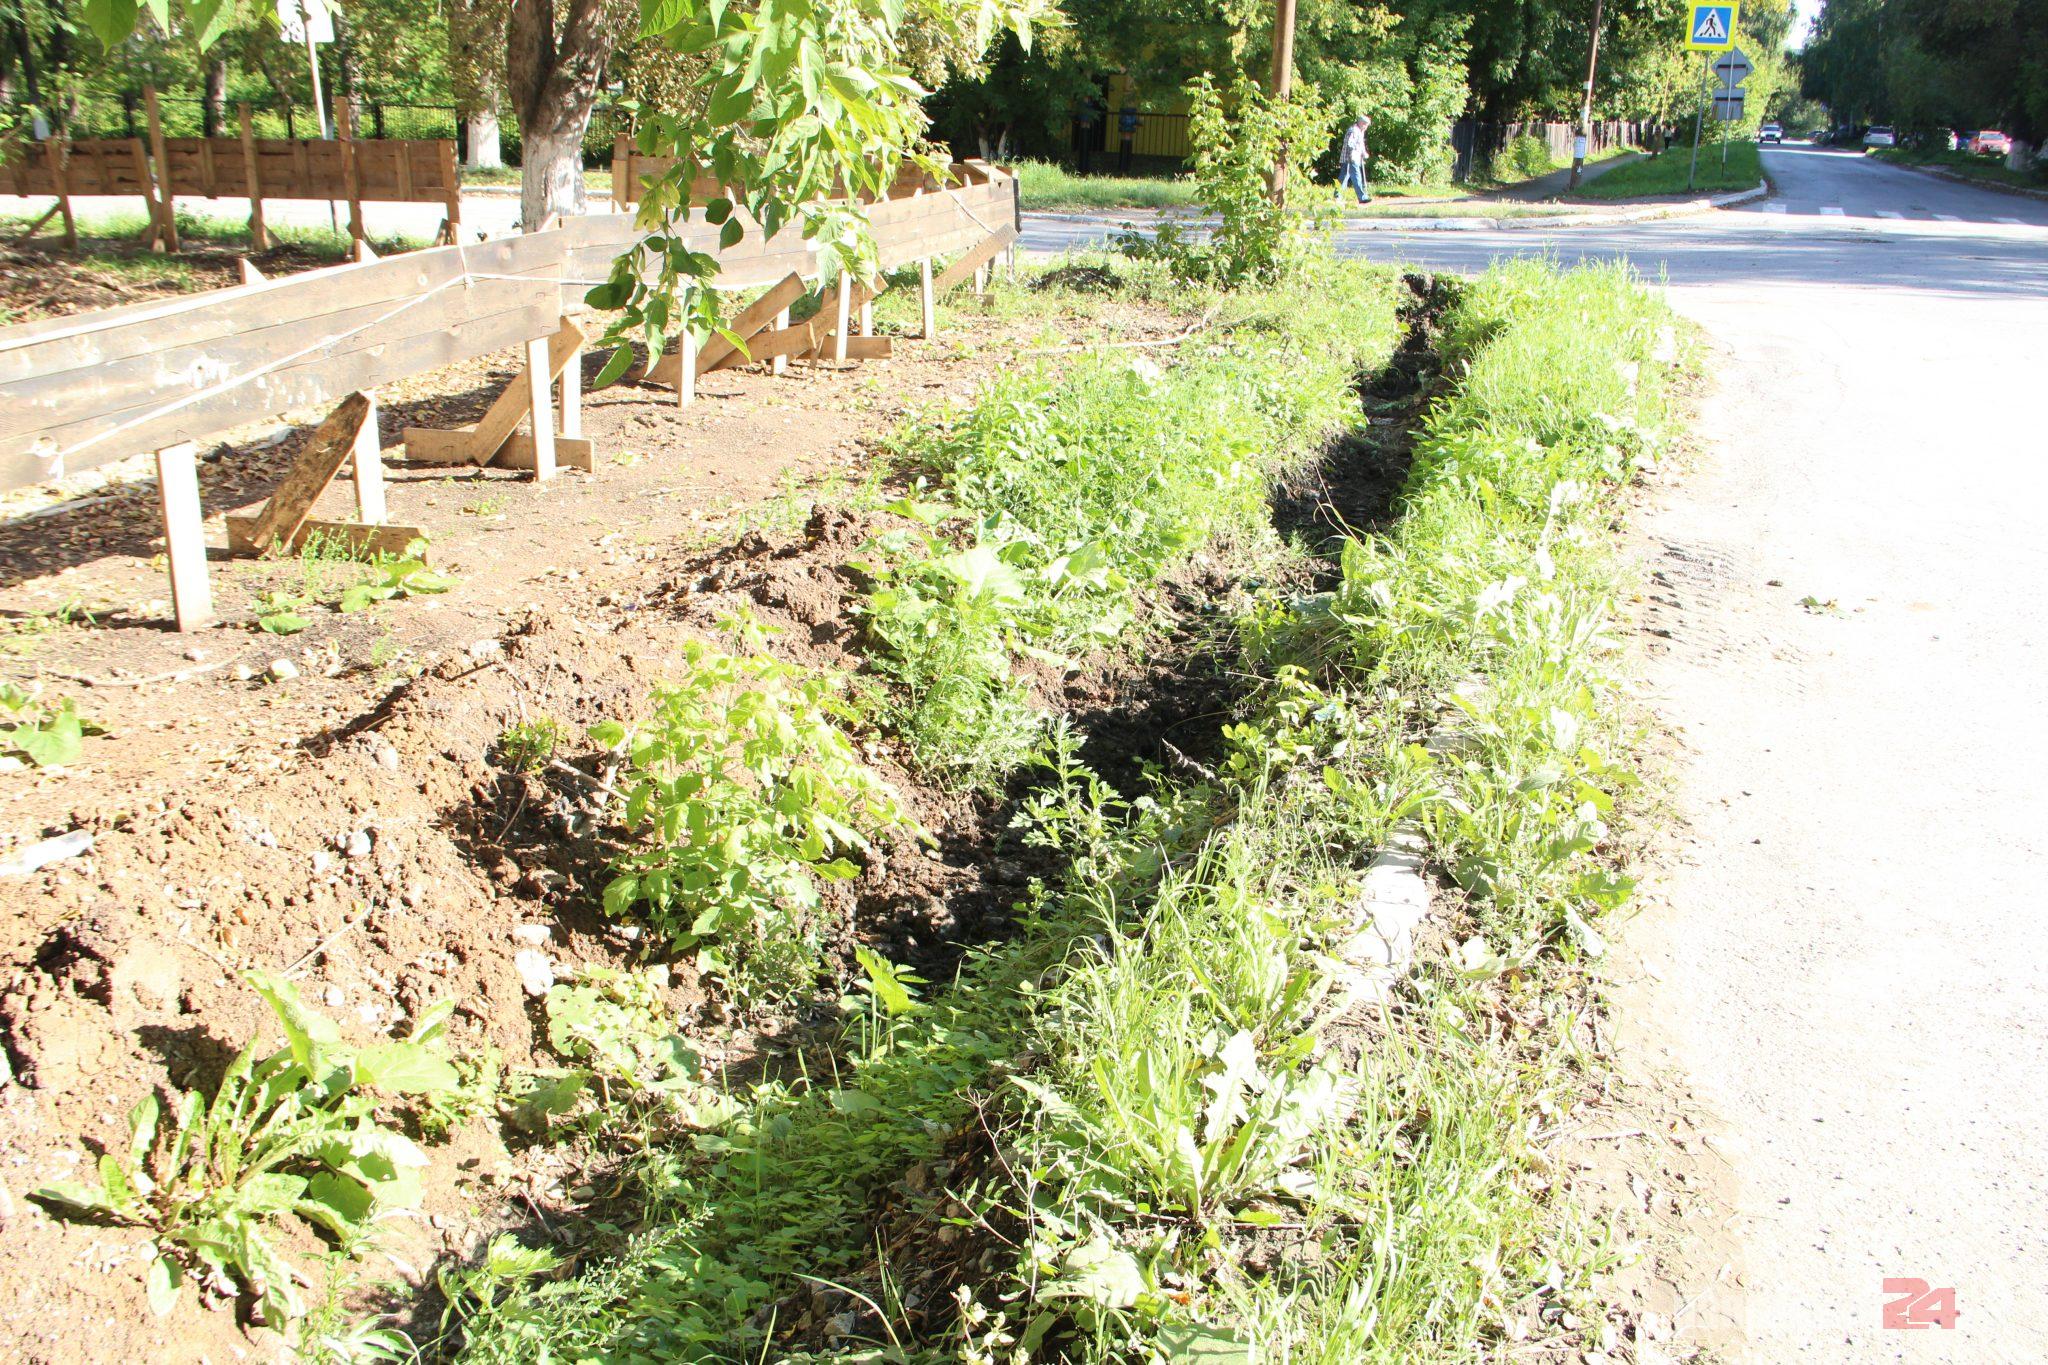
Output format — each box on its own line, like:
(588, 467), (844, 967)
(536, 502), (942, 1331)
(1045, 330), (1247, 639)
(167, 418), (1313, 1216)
(1863, 126), (1897, 148)
(1759, 122), (1784, 144)
(1972, 130), (2012, 156)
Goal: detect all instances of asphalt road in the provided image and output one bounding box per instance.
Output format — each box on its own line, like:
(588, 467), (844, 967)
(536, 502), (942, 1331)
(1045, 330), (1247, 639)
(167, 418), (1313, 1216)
(1312, 144), (2044, 1362)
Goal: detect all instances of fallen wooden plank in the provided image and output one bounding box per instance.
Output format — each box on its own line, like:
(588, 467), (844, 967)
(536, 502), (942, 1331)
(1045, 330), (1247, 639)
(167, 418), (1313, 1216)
(239, 393), (373, 555)
(225, 516), (428, 559)
(740, 316), (834, 365)
(933, 225), (1019, 295)
(843, 336), (892, 360)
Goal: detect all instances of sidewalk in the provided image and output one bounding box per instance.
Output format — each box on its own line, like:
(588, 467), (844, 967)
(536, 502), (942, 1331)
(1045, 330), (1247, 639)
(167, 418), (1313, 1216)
(1492, 151), (1645, 202)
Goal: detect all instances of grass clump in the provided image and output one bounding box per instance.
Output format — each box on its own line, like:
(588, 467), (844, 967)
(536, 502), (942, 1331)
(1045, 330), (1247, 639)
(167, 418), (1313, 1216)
(858, 260), (1403, 787)
(1014, 159), (1198, 212)
(1572, 139), (1761, 198)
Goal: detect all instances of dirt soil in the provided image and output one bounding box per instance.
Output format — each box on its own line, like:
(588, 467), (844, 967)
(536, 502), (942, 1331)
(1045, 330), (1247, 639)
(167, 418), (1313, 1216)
(1, 236), (386, 327)
(0, 280), (1199, 1362)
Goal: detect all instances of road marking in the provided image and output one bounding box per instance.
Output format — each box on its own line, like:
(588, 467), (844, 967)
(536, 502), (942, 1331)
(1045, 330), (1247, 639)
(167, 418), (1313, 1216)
(1876, 210), (1903, 219)
(1821, 206), (1846, 216)
(1764, 203), (1788, 213)
(1935, 214), (1960, 222)
(1997, 216), (2023, 225)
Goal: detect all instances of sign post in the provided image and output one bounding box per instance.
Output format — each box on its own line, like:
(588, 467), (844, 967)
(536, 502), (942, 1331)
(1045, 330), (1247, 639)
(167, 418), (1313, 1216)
(1684, 6), (1745, 189)
(277, 0), (339, 230)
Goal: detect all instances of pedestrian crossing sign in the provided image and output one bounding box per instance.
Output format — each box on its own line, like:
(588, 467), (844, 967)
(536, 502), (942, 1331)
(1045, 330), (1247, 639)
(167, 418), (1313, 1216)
(1686, 3), (1739, 50)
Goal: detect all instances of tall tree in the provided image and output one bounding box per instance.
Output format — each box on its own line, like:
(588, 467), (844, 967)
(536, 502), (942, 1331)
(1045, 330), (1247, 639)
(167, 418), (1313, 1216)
(506, 0), (631, 224)
(448, 0), (509, 167)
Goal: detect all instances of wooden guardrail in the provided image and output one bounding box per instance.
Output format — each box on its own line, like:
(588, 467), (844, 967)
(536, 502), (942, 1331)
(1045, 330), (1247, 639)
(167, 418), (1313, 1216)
(0, 165), (1021, 631)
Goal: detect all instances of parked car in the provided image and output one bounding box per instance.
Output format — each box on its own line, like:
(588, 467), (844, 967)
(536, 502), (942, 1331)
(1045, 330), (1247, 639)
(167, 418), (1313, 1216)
(1759, 122), (1784, 144)
(1863, 126), (1897, 148)
(1972, 130), (2012, 156)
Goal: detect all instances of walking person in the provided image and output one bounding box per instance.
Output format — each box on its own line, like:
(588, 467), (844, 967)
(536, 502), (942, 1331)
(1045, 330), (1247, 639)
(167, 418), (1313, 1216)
(1338, 114), (1372, 205)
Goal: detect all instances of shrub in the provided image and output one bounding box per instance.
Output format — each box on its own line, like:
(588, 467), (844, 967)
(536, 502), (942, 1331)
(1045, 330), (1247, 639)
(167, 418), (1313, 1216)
(1493, 133), (1558, 182)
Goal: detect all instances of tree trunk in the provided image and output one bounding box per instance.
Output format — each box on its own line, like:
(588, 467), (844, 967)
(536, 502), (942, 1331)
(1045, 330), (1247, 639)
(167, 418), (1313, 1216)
(466, 109), (505, 168)
(506, 0), (621, 226)
(203, 58), (227, 137)
(520, 117), (589, 223)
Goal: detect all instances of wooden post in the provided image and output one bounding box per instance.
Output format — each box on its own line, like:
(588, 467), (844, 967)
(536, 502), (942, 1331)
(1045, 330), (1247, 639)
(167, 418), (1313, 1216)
(524, 336), (557, 481)
(973, 261), (988, 294)
(238, 259), (265, 285)
(441, 139), (461, 242)
(49, 137), (76, 252)
(676, 331), (697, 407)
(238, 103), (268, 250)
(334, 97), (365, 257)
(772, 307), (791, 375)
(919, 257), (935, 338)
(155, 442), (212, 631)
(560, 345), (583, 437)
(352, 390), (386, 522)
(832, 280), (851, 363)
(142, 86), (179, 251)
(858, 297), (874, 337)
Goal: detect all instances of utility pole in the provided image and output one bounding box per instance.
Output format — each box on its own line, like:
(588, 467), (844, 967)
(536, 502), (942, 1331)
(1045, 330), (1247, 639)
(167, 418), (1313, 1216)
(1567, 0), (1607, 191)
(1268, 0), (1297, 204)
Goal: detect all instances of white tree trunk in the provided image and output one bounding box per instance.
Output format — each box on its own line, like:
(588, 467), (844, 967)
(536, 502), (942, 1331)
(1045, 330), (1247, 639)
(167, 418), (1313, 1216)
(465, 109), (504, 168)
(2008, 139), (2034, 173)
(520, 122), (588, 226)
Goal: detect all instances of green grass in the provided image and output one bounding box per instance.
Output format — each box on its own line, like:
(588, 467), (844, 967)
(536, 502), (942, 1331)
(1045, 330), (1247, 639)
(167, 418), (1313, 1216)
(1569, 138), (1762, 199)
(460, 165), (616, 194)
(0, 206), (427, 261)
(1870, 146), (2047, 191)
(1015, 159), (1202, 212)
(435, 256), (1681, 1363)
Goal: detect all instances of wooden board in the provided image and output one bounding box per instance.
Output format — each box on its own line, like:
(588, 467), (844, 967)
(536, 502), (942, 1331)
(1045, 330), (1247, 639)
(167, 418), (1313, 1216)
(934, 225), (1020, 295)
(0, 173), (1019, 492)
(239, 394), (373, 554)
(1, 139), (153, 197)
(646, 272), (807, 385)
(844, 337), (893, 360)
(399, 319), (583, 466)
(489, 435), (595, 471)
(225, 516), (427, 558)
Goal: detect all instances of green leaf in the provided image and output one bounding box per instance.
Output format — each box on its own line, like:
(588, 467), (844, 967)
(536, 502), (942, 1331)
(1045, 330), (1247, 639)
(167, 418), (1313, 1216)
(11, 707), (83, 767)
(128, 1092), (160, 1170)
(81, 0), (140, 48)
(595, 344), (637, 389)
(145, 1255), (182, 1318)
(258, 611), (311, 636)
(297, 1168), (376, 1238)
(354, 1042), (460, 1095)
(30, 1181), (122, 1218)
(639, 0), (692, 38)
(246, 971), (342, 1070)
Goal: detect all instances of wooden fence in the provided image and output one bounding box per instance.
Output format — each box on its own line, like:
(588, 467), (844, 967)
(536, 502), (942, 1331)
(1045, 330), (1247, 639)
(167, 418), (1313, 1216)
(3, 89), (461, 255)
(0, 166), (1021, 630)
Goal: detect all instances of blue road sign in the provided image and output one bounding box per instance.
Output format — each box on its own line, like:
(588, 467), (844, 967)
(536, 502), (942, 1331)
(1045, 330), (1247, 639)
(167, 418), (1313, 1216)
(1687, 3), (1739, 51)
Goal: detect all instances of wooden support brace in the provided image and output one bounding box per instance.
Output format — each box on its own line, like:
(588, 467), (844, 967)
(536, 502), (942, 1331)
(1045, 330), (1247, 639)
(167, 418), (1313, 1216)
(238, 259), (266, 285)
(646, 272), (806, 385)
(401, 319), (583, 466)
(235, 392), (374, 555)
(933, 224), (1019, 295)
(806, 276), (886, 362)
(13, 203), (61, 243)
(919, 256), (936, 338)
(156, 441), (212, 632)
(676, 331), (697, 408)
(771, 306), (791, 375)
(50, 138), (75, 252)
(488, 436), (594, 471)
(832, 280), (852, 363)
(334, 97), (364, 253)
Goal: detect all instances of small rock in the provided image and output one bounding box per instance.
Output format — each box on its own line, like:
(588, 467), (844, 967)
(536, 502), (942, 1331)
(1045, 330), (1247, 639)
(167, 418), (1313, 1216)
(514, 949), (555, 997)
(467, 638), (503, 659)
(312, 850), (334, 876)
(344, 829), (373, 859)
(371, 742), (399, 771)
(233, 663), (256, 681)
(182, 647), (208, 663)
(510, 924), (551, 946)
(323, 985), (344, 1008)
(267, 658), (299, 681)
(403, 883), (427, 909)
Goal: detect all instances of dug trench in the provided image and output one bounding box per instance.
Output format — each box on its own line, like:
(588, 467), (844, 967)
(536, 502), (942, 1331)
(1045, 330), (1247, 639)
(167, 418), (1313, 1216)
(0, 272), (1455, 1360)
(753, 273), (1461, 1355)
